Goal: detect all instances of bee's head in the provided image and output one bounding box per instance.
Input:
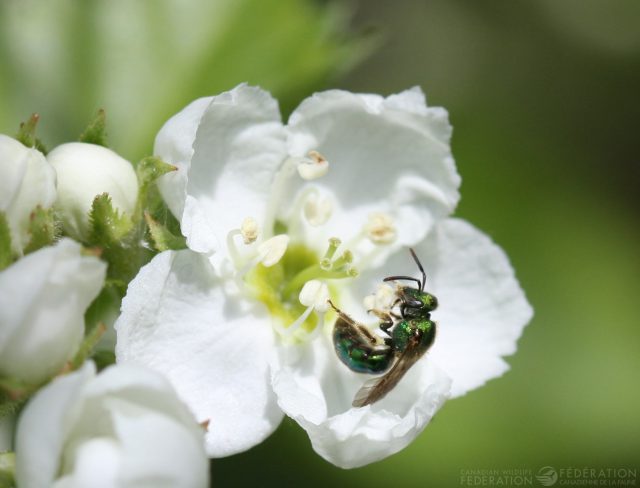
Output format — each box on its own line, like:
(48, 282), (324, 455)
(400, 286), (438, 312)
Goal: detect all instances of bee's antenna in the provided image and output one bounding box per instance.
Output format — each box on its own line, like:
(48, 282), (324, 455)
(383, 275), (421, 288)
(409, 248), (426, 291)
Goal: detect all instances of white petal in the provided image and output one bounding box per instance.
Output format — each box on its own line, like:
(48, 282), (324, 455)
(154, 96), (213, 220)
(15, 362), (96, 488)
(286, 88), (460, 250)
(271, 335), (451, 468)
(177, 84), (287, 255)
(0, 239), (106, 384)
(0, 134), (56, 251)
(115, 250), (284, 456)
(355, 218), (533, 398)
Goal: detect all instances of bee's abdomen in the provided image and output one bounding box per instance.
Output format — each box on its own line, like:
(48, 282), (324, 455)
(333, 328), (393, 374)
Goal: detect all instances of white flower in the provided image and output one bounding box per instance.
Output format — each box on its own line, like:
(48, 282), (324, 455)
(0, 134), (56, 252)
(47, 142), (138, 241)
(15, 362), (208, 488)
(0, 238), (106, 384)
(116, 85), (532, 468)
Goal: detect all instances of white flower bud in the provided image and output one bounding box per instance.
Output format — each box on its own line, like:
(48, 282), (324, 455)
(47, 142), (138, 241)
(0, 134), (56, 252)
(15, 362), (209, 488)
(0, 239), (106, 384)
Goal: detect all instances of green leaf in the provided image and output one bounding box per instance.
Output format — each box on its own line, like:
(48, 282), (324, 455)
(0, 213), (12, 271)
(23, 206), (57, 255)
(144, 212), (186, 251)
(78, 108), (108, 147)
(87, 193), (134, 247)
(15, 113), (47, 154)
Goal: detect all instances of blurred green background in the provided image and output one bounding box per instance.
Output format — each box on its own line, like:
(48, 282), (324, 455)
(1, 0), (638, 486)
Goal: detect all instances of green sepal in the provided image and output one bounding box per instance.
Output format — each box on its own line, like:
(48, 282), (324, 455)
(0, 452), (16, 488)
(23, 206), (57, 255)
(135, 156), (177, 224)
(136, 156), (177, 192)
(87, 193), (134, 247)
(15, 113), (47, 154)
(0, 377), (37, 405)
(144, 212), (186, 251)
(70, 323), (106, 370)
(0, 213), (12, 271)
(78, 109), (108, 147)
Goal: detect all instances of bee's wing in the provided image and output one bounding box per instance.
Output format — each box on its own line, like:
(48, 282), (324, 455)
(352, 337), (425, 408)
(335, 311), (381, 345)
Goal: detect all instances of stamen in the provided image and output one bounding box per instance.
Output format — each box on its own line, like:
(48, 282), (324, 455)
(295, 312), (324, 342)
(225, 229), (243, 267)
(226, 216), (259, 268)
(257, 235), (289, 267)
(240, 217), (258, 244)
(296, 150), (329, 180)
(299, 280), (330, 313)
(272, 281), (329, 339)
(283, 305), (315, 336)
(262, 157), (298, 239)
(363, 283), (395, 311)
(323, 237), (341, 261)
(331, 250), (353, 270)
(303, 192), (332, 226)
(365, 212), (397, 244)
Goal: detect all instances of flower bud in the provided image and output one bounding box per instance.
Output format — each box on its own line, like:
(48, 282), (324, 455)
(0, 239), (106, 384)
(0, 135), (56, 252)
(47, 142), (138, 241)
(15, 362), (209, 488)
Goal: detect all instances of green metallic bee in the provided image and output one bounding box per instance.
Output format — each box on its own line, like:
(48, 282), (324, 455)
(330, 248), (438, 408)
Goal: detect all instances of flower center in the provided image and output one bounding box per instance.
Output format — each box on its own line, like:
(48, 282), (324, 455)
(246, 237), (356, 342)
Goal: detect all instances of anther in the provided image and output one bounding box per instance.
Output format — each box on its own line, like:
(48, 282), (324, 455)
(299, 280), (330, 313)
(363, 283), (395, 311)
(365, 212), (397, 244)
(257, 235), (289, 267)
(296, 150), (329, 180)
(303, 193), (332, 226)
(240, 217), (258, 244)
